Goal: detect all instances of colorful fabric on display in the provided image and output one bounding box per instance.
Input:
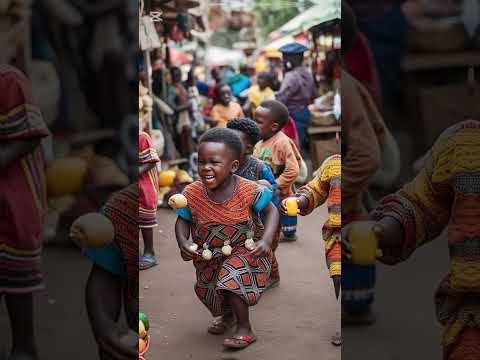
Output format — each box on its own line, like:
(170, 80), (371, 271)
(176, 176), (273, 316)
(254, 131), (301, 197)
(210, 102), (244, 128)
(0, 66), (49, 294)
(139, 131), (159, 228)
(297, 154), (341, 277)
(371, 120), (480, 355)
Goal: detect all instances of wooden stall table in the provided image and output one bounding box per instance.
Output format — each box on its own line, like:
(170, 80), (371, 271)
(308, 124), (341, 171)
(400, 50), (480, 155)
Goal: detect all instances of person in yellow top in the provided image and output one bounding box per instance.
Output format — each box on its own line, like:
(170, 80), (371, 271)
(248, 72), (275, 114)
(280, 154), (342, 345)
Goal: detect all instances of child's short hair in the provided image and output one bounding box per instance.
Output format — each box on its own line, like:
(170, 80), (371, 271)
(259, 100), (289, 129)
(257, 72), (270, 81)
(227, 118), (261, 146)
(199, 127), (242, 160)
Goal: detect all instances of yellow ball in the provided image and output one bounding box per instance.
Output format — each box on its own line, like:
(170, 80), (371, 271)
(70, 213), (114, 248)
(139, 320), (147, 339)
(168, 193), (188, 209)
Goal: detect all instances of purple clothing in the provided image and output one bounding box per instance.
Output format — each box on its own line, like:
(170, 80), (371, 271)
(275, 66), (317, 113)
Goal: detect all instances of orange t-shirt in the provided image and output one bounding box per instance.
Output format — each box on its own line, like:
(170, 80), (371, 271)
(210, 102), (244, 128)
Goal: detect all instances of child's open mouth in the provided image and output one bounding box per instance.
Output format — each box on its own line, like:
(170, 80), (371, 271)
(202, 175), (216, 184)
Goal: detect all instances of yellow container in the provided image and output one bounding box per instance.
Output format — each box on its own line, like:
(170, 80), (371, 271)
(284, 198), (300, 217)
(349, 222), (383, 265)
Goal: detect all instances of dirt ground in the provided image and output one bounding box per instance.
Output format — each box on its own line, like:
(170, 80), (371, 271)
(0, 247), (98, 360)
(140, 207), (341, 360)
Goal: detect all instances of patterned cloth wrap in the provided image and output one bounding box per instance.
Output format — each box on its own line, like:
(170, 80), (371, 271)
(297, 154), (341, 277)
(176, 176), (273, 316)
(371, 121), (480, 358)
(0, 65), (50, 294)
(139, 131), (159, 228)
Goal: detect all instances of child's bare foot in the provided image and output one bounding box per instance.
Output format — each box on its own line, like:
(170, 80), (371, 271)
(208, 313), (235, 335)
(223, 325), (256, 349)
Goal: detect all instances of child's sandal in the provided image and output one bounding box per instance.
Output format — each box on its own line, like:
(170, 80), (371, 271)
(223, 335), (257, 349)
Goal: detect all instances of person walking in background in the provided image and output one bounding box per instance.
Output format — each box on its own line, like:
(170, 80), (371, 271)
(276, 42), (317, 151)
(0, 65), (50, 360)
(139, 115), (160, 270)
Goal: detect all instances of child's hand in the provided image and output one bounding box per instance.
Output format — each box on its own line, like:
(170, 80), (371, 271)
(179, 241), (200, 261)
(250, 240), (271, 258)
(279, 196), (308, 215)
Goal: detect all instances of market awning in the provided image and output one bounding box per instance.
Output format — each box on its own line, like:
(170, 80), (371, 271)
(272, 0), (341, 37)
(204, 46), (246, 67)
(261, 34), (308, 54)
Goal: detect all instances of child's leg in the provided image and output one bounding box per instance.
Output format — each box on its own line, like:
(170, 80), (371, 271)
(279, 211), (297, 241)
(141, 227), (155, 256)
(225, 291), (252, 337)
(139, 227), (157, 270)
(6, 293), (38, 360)
(332, 275), (341, 300)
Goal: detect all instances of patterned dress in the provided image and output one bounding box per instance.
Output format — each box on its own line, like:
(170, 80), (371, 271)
(297, 155), (341, 277)
(139, 131), (159, 228)
(0, 66), (49, 294)
(176, 176), (273, 316)
(236, 156), (280, 279)
(371, 121), (480, 358)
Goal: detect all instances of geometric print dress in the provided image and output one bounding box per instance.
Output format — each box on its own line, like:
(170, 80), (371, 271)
(176, 176), (273, 316)
(297, 154), (341, 277)
(371, 120), (480, 359)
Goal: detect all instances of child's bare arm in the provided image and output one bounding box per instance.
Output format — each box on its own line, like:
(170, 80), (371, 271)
(251, 202), (279, 257)
(0, 138), (41, 170)
(85, 264), (137, 360)
(175, 216), (199, 261)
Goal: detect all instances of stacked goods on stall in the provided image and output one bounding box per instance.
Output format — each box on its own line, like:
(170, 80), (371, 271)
(139, 312), (151, 359)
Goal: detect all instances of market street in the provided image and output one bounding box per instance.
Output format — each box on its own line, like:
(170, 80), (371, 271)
(141, 207), (341, 360)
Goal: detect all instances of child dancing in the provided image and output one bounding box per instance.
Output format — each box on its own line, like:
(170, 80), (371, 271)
(174, 127), (279, 349)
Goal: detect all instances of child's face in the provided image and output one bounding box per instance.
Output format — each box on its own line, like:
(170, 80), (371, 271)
(219, 86), (232, 106)
(255, 107), (279, 140)
(231, 130), (253, 157)
(257, 76), (268, 89)
(197, 142), (239, 190)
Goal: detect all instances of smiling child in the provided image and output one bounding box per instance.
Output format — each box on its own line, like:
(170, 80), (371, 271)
(174, 127), (279, 349)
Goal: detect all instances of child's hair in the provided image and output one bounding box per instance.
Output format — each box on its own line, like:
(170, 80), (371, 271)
(341, 2), (358, 56)
(227, 117), (261, 146)
(259, 100), (289, 129)
(199, 127), (242, 160)
(257, 72), (270, 82)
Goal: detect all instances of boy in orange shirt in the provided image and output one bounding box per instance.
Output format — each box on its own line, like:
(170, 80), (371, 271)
(254, 100), (301, 241)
